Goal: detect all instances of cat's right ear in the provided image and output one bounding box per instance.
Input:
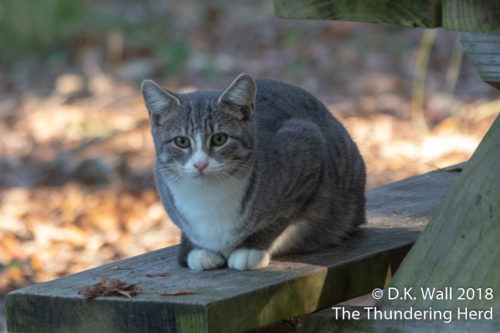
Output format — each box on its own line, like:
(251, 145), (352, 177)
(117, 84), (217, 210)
(218, 73), (256, 120)
(141, 80), (180, 126)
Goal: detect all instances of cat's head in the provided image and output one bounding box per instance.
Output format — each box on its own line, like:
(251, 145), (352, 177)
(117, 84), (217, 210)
(141, 73), (256, 183)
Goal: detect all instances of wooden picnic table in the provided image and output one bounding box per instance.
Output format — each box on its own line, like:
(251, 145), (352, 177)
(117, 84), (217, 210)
(6, 1), (500, 332)
(7, 167), (462, 332)
(275, 0), (500, 88)
(274, 0), (500, 331)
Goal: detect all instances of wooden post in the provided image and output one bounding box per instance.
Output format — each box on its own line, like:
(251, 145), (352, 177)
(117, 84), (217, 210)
(383, 114), (500, 311)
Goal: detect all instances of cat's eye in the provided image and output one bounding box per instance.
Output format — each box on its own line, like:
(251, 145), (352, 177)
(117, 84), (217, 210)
(211, 133), (228, 147)
(174, 136), (190, 148)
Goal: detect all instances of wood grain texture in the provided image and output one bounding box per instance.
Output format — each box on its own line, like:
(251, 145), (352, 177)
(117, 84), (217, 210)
(443, 0), (500, 33)
(258, 305), (500, 332)
(383, 114), (500, 310)
(273, 0), (500, 90)
(274, 0), (500, 33)
(461, 32), (500, 89)
(6, 166), (462, 333)
(274, 0), (442, 28)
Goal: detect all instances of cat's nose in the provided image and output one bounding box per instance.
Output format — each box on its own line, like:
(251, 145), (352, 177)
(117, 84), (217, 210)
(193, 161), (208, 174)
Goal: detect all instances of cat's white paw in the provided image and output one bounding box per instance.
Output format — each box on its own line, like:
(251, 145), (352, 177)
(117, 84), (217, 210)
(228, 248), (270, 270)
(187, 249), (225, 271)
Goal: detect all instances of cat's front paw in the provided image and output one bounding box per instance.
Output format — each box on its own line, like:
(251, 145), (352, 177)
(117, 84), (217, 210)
(228, 248), (270, 270)
(187, 249), (225, 271)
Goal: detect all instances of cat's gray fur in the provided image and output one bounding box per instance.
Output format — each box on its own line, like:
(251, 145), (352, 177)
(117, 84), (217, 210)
(141, 73), (366, 271)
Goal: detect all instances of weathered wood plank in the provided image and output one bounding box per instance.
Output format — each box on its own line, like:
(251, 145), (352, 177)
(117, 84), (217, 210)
(274, 0), (500, 33)
(443, 0), (500, 33)
(383, 114), (500, 310)
(274, 0), (442, 28)
(273, 0), (500, 90)
(6, 166), (462, 333)
(461, 32), (500, 89)
(257, 305), (500, 332)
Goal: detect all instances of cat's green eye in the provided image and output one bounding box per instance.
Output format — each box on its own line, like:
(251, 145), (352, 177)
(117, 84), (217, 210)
(174, 136), (190, 148)
(211, 133), (228, 147)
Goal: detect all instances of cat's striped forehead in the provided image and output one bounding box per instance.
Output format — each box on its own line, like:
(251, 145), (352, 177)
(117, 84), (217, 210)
(178, 97), (217, 134)
(157, 93), (244, 139)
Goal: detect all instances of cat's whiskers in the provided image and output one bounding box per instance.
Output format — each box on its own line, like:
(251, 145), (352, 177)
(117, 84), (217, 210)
(159, 164), (184, 183)
(222, 162), (265, 178)
(210, 164), (258, 181)
(215, 172), (244, 193)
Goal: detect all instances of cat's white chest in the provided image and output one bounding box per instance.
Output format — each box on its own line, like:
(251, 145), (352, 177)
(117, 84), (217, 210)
(168, 176), (249, 255)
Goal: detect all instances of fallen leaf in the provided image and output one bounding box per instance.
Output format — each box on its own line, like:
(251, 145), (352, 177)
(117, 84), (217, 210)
(159, 291), (196, 296)
(384, 265), (392, 289)
(118, 290), (132, 298)
(146, 272), (170, 278)
(111, 265), (134, 271)
(77, 275), (144, 299)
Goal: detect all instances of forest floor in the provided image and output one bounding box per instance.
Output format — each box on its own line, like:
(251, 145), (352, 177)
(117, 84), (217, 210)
(0, 1), (499, 330)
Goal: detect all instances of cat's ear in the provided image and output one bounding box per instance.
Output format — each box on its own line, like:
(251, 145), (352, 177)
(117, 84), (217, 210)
(218, 73), (256, 120)
(141, 80), (181, 126)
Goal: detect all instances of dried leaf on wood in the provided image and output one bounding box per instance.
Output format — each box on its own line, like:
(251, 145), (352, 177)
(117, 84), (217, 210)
(159, 290), (196, 296)
(77, 275), (144, 299)
(111, 265), (134, 271)
(146, 272), (170, 278)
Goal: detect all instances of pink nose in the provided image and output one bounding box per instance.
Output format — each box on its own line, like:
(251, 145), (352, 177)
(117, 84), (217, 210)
(193, 161), (208, 174)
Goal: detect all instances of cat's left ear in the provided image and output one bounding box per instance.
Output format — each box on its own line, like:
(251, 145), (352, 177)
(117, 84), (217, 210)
(141, 80), (181, 126)
(218, 73), (256, 120)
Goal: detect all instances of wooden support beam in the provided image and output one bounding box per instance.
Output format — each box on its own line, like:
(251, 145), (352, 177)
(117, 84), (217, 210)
(384, 116), (500, 310)
(274, 0), (442, 28)
(443, 0), (500, 33)
(276, 115), (500, 332)
(273, 0), (500, 90)
(260, 305), (500, 332)
(461, 32), (500, 89)
(274, 0), (500, 33)
(6, 167), (462, 333)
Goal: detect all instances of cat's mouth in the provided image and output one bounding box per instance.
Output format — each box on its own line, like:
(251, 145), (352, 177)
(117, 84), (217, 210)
(184, 169), (215, 181)
(190, 172), (207, 179)
(183, 163), (229, 181)
(159, 164), (215, 183)
(163, 163), (239, 183)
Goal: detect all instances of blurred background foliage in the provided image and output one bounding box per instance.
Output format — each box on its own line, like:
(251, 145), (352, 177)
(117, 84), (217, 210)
(0, 0), (88, 60)
(0, 0), (190, 75)
(0, 1), (499, 331)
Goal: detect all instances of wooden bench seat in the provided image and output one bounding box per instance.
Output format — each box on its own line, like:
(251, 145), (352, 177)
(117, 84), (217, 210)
(6, 166), (462, 333)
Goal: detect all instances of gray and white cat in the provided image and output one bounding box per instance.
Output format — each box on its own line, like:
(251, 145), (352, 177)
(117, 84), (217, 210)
(141, 73), (366, 271)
